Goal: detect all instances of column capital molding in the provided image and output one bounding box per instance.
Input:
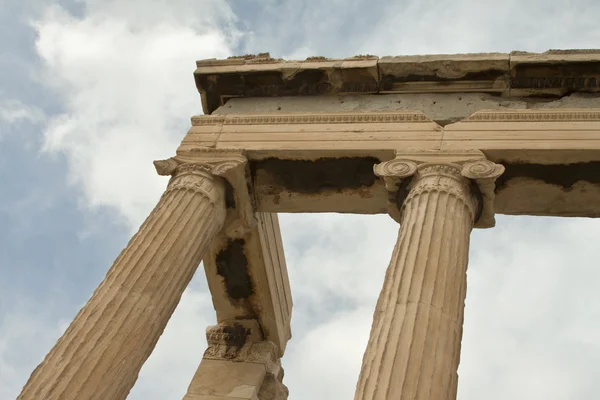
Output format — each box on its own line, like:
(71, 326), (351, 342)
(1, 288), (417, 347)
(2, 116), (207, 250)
(203, 320), (281, 376)
(374, 150), (505, 228)
(154, 149), (255, 235)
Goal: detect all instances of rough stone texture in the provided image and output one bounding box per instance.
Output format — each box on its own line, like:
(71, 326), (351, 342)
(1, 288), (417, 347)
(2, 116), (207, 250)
(195, 54), (379, 114)
(18, 164), (227, 400)
(213, 92), (600, 125)
(196, 50), (600, 113)
(257, 371), (288, 400)
(355, 162), (480, 400)
(184, 320), (288, 400)
(178, 109), (600, 219)
(22, 50), (600, 400)
(203, 212), (293, 355)
(379, 53), (509, 95)
(510, 50), (600, 97)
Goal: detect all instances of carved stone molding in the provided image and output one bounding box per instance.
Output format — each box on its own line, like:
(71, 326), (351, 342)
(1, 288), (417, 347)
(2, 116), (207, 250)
(154, 150), (255, 234)
(190, 112), (430, 126)
(153, 158), (179, 175)
(374, 150), (505, 228)
(162, 164), (223, 204)
(461, 159), (505, 227)
(461, 159), (505, 179)
(464, 109), (600, 122)
(203, 320), (281, 376)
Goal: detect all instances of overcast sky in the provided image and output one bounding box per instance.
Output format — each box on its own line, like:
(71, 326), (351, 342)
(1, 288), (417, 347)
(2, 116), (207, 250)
(2, 0), (600, 399)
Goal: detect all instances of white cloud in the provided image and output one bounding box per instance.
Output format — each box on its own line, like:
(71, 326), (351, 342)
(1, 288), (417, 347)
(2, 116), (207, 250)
(0, 305), (67, 399)
(34, 1), (237, 230)
(458, 216), (600, 400)
(128, 281), (217, 400)
(237, 0), (600, 58)
(0, 99), (44, 125)
(358, 0), (600, 55)
(0, 98), (45, 141)
(284, 306), (375, 399)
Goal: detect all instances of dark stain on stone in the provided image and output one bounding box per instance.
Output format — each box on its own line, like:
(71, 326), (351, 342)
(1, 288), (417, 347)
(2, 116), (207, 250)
(224, 181), (235, 208)
(216, 239), (253, 300)
(253, 157), (380, 194)
(380, 69), (508, 91)
(395, 176), (413, 210)
(470, 181), (484, 223)
(242, 70), (332, 97)
(196, 66), (379, 113)
(495, 161), (600, 192)
(196, 70), (334, 113)
(511, 61), (600, 91)
(221, 323), (250, 348)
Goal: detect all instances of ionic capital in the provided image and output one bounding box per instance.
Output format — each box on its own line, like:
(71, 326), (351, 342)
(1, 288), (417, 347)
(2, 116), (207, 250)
(154, 149), (255, 234)
(374, 150), (505, 228)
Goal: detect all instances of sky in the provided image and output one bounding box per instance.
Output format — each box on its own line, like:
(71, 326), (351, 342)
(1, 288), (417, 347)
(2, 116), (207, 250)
(1, 0), (600, 399)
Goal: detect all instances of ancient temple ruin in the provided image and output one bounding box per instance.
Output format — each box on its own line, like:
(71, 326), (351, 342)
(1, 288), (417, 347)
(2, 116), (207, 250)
(18, 50), (600, 399)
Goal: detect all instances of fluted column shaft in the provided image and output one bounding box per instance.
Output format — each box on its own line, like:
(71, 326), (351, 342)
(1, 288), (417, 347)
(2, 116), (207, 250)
(19, 164), (227, 400)
(355, 163), (479, 400)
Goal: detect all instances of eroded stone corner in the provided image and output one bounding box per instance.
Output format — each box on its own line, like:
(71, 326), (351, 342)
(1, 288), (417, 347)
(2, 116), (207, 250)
(185, 319), (288, 400)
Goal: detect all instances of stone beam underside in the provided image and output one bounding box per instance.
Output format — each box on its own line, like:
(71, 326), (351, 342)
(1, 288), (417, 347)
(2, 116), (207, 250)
(202, 212), (292, 356)
(176, 109), (600, 218)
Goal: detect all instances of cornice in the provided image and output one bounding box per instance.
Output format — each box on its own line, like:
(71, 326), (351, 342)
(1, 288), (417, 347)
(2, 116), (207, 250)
(195, 50), (600, 114)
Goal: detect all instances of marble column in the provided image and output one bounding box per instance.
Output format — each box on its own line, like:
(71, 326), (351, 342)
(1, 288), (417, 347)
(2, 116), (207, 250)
(355, 159), (502, 400)
(19, 163), (228, 400)
(184, 319), (288, 400)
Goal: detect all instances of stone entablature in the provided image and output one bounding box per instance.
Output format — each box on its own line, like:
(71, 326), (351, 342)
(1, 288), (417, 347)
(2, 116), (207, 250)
(176, 109), (600, 219)
(18, 50), (600, 400)
(195, 50), (600, 113)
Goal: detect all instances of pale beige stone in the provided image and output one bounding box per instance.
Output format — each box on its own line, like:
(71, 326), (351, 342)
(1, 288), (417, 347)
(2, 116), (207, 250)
(157, 150), (293, 355)
(184, 320), (288, 400)
(379, 53), (509, 95)
(443, 108), (600, 151)
(355, 155), (502, 400)
(176, 109), (600, 219)
(214, 92), (600, 126)
(23, 50), (600, 400)
(202, 212), (293, 355)
(195, 51), (600, 113)
(179, 111), (440, 160)
(18, 163), (229, 400)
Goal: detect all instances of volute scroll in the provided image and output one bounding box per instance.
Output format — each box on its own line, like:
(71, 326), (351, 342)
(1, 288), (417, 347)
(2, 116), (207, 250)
(374, 150), (505, 228)
(154, 149), (256, 236)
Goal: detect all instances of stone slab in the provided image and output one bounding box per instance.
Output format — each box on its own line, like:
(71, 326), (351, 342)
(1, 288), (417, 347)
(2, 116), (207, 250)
(176, 109), (600, 219)
(379, 52), (509, 95)
(510, 49), (600, 97)
(202, 213), (292, 356)
(195, 54), (378, 114)
(184, 359), (266, 399)
(195, 50), (600, 113)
